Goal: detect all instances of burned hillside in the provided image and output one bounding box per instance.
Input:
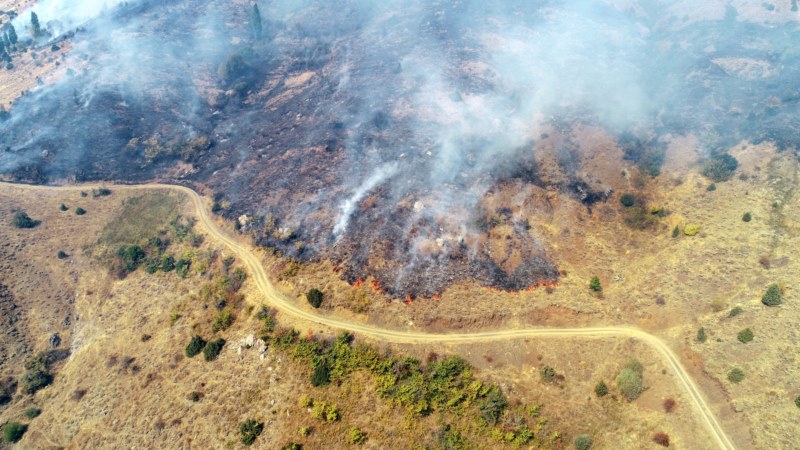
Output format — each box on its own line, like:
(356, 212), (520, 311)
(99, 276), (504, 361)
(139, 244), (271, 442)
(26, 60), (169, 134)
(1, 1), (799, 297)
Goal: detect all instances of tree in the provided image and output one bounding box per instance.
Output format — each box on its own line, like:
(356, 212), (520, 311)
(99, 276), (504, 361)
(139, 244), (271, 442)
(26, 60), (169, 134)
(310, 360), (330, 386)
(251, 4), (263, 40)
(306, 288), (323, 308)
(737, 328), (754, 344)
(742, 212), (752, 222)
(185, 336), (206, 357)
(574, 434), (593, 450)
(696, 327), (707, 343)
(620, 193), (635, 207)
(59, 203), (68, 211)
(203, 338), (225, 361)
(589, 276), (601, 292)
(7, 24), (18, 45)
(31, 12), (42, 38)
(616, 359), (644, 401)
(761, 284), (782, 306)
(240, 419), (264, 446)
(3, 422), (27, 443)
(727, 367), (744, 383)
(594, 380), (608, 397)
(75, 207), (86, 215)
(12, 211), (38, 228)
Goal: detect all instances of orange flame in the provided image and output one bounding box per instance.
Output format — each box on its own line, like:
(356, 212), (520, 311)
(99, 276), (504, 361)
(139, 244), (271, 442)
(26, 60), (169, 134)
(370, 279), (382, 292)
(432, 293), (441, 300)
(404, 295), (413, 304)
(353, 278), (363, 288)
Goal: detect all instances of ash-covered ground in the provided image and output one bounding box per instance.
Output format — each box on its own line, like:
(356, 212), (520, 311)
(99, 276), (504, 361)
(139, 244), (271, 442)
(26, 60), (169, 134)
(1, 0), (799, 297)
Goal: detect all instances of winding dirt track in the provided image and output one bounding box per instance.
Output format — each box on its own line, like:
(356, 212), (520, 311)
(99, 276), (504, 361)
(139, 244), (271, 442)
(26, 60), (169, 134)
(1, 182), (736, 450)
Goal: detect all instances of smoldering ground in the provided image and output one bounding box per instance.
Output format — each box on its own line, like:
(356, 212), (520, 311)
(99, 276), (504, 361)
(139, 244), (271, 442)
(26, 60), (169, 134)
(0, 0), (798, 297)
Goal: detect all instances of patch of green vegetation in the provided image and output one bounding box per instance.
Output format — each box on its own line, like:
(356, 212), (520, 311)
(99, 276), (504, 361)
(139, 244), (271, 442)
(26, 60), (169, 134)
(706, 183), (717, 191)
(2, 422), (27, 443)
(594, 381), (608, 397)
(727, 368), (745, 383)
(540, 366), (556, 383)
(702, 153), (739, 182)
(589, 276), (601, 292)
(672, 225), (680, 238)
(12, 211), (38, 228)
(795, 395), (800, 409)
(737, 328), (754, 344)
(21, 353), (53, 394)
(624, 205), (660, 230)
(306, 288), (324, 308)
(23, 407), (41, 419)
(616, 359), (644, 401)
(57, 250), (67, 259)
(684, 224), (701, 236)
(203, 338), (225, 361)
(59, 203), (68, 211)
(74, 207), (86, 215)
(240, 419), (264, 446)
(742, 212), (752, 222)
(574, 434), (593, 450)
(349, 427), (367, 445)
(729, 306), (743, 317)
(185, 336), (206, 358)
(280, 442), (303, 450)
(696, 327), (707, 343)
(619, 193), (635, 207)
(310, 360), (330, 387)
(98, 192), (181, 249)
(211, 309), (234, 333)
(761, 283), (782, 306)
(114, 245), (146, 277)
(92, 188), (112, 198)
(175, 258), (191, 278)
(311, 401), (339, 422)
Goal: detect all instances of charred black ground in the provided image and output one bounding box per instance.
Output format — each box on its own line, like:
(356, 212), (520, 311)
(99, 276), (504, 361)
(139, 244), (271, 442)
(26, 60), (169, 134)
(1, 1), (799, 297)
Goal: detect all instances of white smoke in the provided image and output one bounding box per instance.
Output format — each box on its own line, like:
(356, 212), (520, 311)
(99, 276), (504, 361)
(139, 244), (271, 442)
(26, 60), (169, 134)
(333, 162), (398, 237)
(13, 0), (141, 38)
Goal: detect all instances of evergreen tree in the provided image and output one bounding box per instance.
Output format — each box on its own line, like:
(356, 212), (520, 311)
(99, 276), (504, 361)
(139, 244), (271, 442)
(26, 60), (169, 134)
(251, 4), (263, 40)
(7, 24), (18, 45)
(31, 12), (42, 37)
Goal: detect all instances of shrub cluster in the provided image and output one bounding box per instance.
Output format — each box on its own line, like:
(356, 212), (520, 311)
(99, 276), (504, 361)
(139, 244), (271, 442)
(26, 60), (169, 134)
(21, 353), (53, 394)
(185, 336), (206, 357)
(240, 419), (264, 446)
(616, 359), (644, 401)
(761, 284), (782, 306)
(202, 338), (226, 361)
(3, 422), (27, 443)
(12, 211), (38, 228)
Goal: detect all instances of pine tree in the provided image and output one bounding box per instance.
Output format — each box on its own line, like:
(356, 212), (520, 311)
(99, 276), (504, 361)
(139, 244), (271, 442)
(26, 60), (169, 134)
(7, 24), (18, 45)
(31, 12), (41, 37)
(251, 4), (263, 40)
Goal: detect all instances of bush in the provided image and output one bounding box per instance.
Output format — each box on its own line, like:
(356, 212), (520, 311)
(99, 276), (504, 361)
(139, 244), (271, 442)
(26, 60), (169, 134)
(478, 386), (507, 425)
(663, 397), (676, 413)
(652, 432), (670, 447)
(3, 422), (27, 443)
(203, 338), (225, 361)
(212, 309), (234, 332)
(185, 336), (206, 357)
(240, 419), (264, 446)
(620, 193), (635, 207)
(702, 153), (738, 182)
(12, 211), (38, 228)
(57, 250), (67, 259)
(795, 395), (800, 409)
(761, 284), (782, 306)
(349, 427), (367, 445)
(706, 183), (717, 191)
(306, 289), (323, 308)
(696, 327), (707, 343)
(683, 224), (701, 236)
(160, 255), (175, 272)
(24, 407), (41, 418)
(175, 258), (191, 278)
(21, 354), (53, 394)
(616, 359), (644, 401)
(727, 368), (745, 383)
(540, 366), (556, 383)
(574, 434), (592, 450)
(311, 401), (339, 422)
(59, 203), (68, 211)
(310, 361), (330, 387)
(281, 443), (302, 450)
(729, 306), (743, 317)
(75, 207), (86, 215)
(672, 225), (679, 238)
(737, 328), (754, 344)
(594, 381), (608, 397)
(589, 276), (601, 292)
(742, 212), (752, 222)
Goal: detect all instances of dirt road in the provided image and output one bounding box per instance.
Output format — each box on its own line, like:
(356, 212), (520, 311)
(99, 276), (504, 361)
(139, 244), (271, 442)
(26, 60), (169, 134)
(0, 181), (737, 450)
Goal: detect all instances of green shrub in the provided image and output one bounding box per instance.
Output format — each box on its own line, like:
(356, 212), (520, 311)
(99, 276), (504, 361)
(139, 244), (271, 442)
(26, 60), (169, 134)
(619, 193), (635, 207)
(240, 419), (264, 446)
(742, 212), (752, 222)
(160, 255), (175, 272)
(574, 434), (593, 450)
(311, 401), (339, 421)
(702, 153), (738, 182)
(310, 361), (330, 387)
(594, 381), (608, 397)
(349, 427), (367, 445)
(306, 288), (324, 308)
(727, 368), (745, 383)
(478, 386), (507, 425)
(203, 338), (225, 361)
(3, 422), (27, 443)
(706, 183), (716, 191)
(737, 328), (754, 344)
(57, 250), (67, 259)
(672, 225), (680, 238)
(185, 336), (206, 357)
(280, 443), (303, 450)
(59, 203), (68, 211)
(589, 276), (601, 292)
(75, 207), (86, 215)
(12, 211), (38, 228)
(795, 395), (800, 409)
(540, 366), (556, 383)
(23, 407), (41, 419)
(616, 359), (644, 401)
(684, 224), (701, 236)
(211, 309), (234, 332)
(761, 284), (782, 306)
(21, 354), (53, 394)
(696, 327), (707, 343)
(175, 258), (191, 278)
(729, 306), (743, 317)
